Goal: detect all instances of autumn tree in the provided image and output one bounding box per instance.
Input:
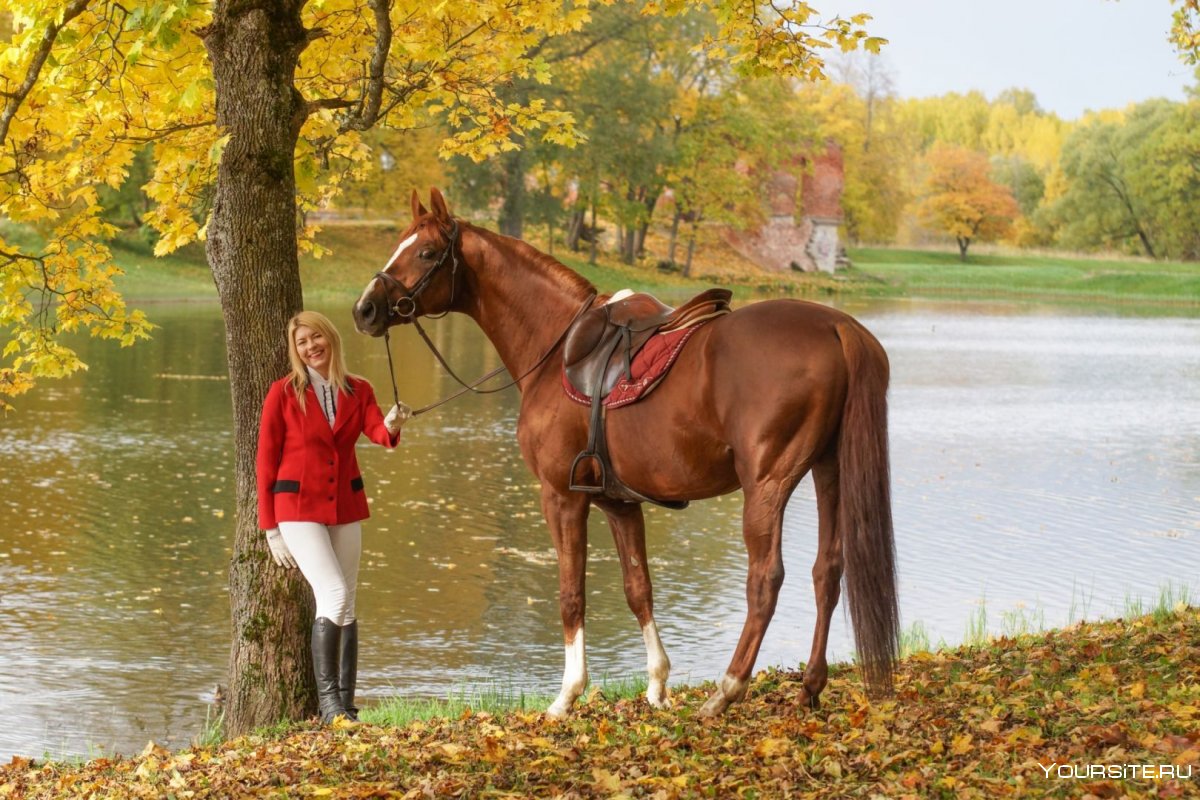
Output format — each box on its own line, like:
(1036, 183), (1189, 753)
(917, 144), (1019, 260)
(1171, 0), (1200, 61)
(0, 0), (880, 734)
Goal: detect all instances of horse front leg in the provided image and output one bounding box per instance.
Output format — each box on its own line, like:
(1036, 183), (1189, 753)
(541, 486), (591, 718)
(595, 498), (671, 709)
(699, 480), (787, 717)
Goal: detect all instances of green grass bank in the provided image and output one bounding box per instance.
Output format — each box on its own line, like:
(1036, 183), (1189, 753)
(85, 225), (1200, 311)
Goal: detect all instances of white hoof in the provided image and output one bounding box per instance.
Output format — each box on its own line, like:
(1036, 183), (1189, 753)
(697, 673), (746, 717)
(698, 689), (729, 717)
(546, 694), (575, 719)
(647, 681), (672, 709)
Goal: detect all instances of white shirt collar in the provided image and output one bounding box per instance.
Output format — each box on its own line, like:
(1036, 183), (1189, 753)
(306, 366), (331, 391)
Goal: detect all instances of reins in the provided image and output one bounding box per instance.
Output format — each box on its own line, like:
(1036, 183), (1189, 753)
(381, 288), (597, 418)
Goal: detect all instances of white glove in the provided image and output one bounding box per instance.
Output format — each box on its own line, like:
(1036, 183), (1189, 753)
(265, 528), (296, 569)
(384, 401), (413, 435)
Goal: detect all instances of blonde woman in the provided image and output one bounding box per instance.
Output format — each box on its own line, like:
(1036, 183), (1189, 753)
(255, 310), (410, 723)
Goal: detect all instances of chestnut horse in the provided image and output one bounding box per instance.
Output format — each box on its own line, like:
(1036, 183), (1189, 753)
(353, 188), (898, 717)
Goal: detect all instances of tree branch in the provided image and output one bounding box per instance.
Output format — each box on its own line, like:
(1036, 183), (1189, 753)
(324, 0), (391, 132)
(0, 0), (93, 148)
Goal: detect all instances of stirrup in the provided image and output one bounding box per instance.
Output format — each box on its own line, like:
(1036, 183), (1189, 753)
(569, 451), (605, 494)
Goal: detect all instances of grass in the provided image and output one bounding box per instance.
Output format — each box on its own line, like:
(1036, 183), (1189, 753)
(911, 581), (1196, 656)
(8, 218), (1197, 310)
(361, 674), (650, 729)
(850, 247), (1200, 309)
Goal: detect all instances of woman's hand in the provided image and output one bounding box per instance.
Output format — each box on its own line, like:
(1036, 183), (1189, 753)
(384, 401), (413, 435)
(265, 528), (297, 568)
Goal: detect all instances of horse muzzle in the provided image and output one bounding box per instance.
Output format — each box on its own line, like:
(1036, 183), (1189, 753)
(352, 295), (394, 337)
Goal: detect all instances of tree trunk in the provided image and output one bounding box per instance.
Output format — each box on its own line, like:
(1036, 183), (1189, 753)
(620, 225), (635, 265)
(566, 208), (585, 252)
(684, 220), (698, 277)
(633, 190), (658, 260)
(667, 208), (681, 266)
(498, 149), (526, 239)
(203, 2), (316, 737)
(585, 199), (595, 263)
(589, 197), (598, 265)
(957, 236), (969, 261)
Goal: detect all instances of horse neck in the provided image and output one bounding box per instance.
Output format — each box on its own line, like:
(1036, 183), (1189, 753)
(458, 225), (594, 387)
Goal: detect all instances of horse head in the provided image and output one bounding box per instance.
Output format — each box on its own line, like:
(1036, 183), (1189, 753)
(352, 187), (462, 337)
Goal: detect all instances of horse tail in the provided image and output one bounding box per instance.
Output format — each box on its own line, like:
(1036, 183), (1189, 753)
(835, 320), (899, 697)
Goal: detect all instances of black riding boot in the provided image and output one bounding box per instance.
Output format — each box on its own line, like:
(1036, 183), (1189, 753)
(339, 620), (359, 721)
(311, 617), (348, 724)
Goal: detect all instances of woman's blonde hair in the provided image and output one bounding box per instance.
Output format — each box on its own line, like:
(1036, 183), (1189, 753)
(286, 310), (352, 411)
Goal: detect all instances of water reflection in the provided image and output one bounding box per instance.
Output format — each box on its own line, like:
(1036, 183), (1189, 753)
(1, 299), (1198, 758)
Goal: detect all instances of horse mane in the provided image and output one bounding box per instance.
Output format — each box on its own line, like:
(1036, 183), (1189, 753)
(467, 222), (596, 300)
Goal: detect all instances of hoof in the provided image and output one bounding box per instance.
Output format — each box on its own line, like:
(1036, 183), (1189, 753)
(546, 697), (573, 719)
(697, 689), (730, 718)
(798, 687), (821, 711)
(647, 683), (672, 709)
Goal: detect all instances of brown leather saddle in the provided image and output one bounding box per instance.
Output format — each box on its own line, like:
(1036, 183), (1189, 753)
(563, 287), (732, 508)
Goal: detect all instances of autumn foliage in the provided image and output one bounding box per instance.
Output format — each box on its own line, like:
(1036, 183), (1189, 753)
(3, 608), (1197, 798)
(917, 145), (1020, 261)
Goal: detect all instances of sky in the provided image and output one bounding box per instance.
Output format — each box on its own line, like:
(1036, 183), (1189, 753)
(828, 0), (1194, 119)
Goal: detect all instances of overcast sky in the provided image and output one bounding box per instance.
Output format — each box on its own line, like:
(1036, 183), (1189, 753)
(827, 0), (1194, 118)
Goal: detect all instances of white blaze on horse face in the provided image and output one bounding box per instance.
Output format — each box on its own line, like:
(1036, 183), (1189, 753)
(642, 620), (672, 708)
(547, 628), (587, 718)
(359, 232), (420, 309)
(385, 232), (419, 271)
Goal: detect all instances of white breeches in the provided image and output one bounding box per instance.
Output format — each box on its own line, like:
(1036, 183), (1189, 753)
(278, 521), (362, 626)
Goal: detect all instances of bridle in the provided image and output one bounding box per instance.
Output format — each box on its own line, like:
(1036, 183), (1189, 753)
(371, 218), (597, 416)
(372, 218), (460, 322)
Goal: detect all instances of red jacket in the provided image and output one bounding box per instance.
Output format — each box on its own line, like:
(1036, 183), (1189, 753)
(256, 374), (398, 530)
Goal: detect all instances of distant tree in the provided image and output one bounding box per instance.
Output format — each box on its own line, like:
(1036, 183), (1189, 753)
(917, 145), (1019, 260)
(991, 155), (1045, 217)
(1052, 100), (1200, 260)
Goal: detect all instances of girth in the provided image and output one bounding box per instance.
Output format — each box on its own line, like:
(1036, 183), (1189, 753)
(563, 287), (731, 508)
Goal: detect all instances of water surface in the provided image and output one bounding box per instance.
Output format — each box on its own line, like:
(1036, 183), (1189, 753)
(1, 299), (1197, 758)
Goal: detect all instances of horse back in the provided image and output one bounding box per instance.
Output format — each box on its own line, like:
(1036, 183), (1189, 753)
(520, 298), (879, 501)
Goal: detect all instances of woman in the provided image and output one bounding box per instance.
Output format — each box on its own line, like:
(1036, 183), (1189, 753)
(256, 310), (410, 724)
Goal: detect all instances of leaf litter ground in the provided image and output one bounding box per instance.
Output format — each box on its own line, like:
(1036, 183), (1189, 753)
(3, 609), (1197, 798)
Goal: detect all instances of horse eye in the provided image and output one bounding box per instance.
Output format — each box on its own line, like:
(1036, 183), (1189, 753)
(419, 249), (434, 260)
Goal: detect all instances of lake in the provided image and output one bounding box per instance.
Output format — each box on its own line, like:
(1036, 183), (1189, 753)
(1, 298), (1197, 759)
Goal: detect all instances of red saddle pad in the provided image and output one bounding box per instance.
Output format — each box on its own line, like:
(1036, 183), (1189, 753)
(561, 322), (707, 409)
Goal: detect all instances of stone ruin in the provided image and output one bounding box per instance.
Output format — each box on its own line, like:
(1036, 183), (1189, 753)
(723, 142), (845, 274)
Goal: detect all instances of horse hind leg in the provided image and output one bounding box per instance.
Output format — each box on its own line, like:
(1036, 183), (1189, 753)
(541, 487), (592, 718)
(800, 455), (843, 710)
(699, 479), (790, 717)
(596, 498), (671, 709)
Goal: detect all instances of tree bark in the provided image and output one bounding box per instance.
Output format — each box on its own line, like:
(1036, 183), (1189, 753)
(633, 189), (658, 261)
(667, 208), (681, 266)
(202, 1), (316, 737)
(589, 197), (598, 265)
(684, 219), (698, 277)
(957, 236), (970, 261)
(498, 149), (526, 239)
(566, 208), (585, 251)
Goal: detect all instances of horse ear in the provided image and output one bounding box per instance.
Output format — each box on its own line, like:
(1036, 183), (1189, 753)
(429, 187), (452, 222)
(411, 189), (428, 220)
